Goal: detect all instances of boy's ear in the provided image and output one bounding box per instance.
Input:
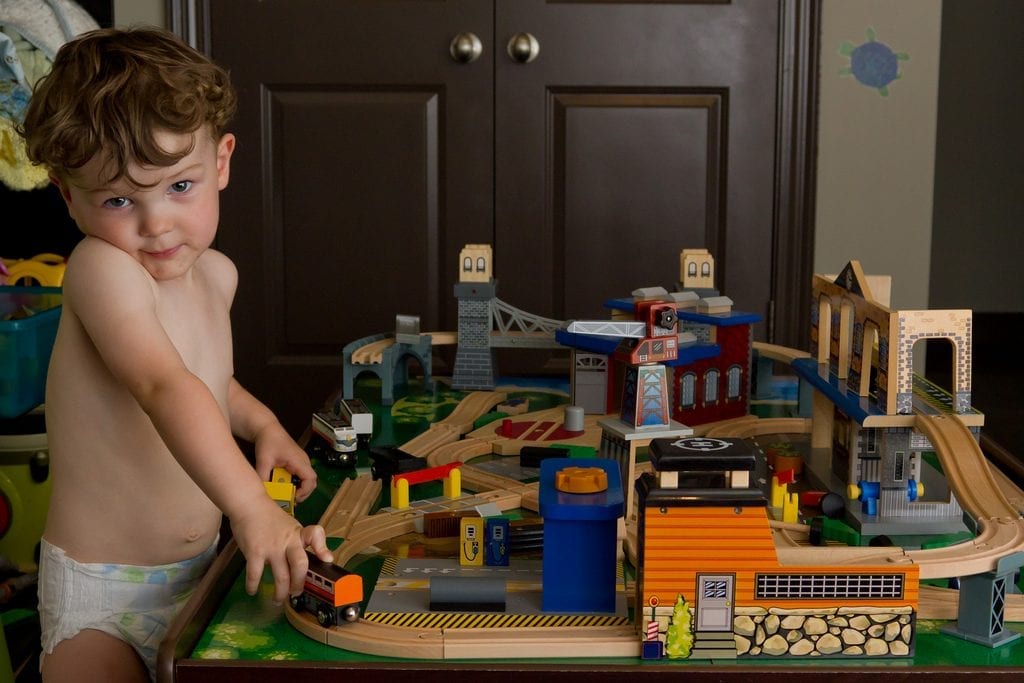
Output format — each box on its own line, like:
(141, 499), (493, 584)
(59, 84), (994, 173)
(49, 174), (72, 205)
(216, 133), (235, 190)
(49, 174), (80, 224)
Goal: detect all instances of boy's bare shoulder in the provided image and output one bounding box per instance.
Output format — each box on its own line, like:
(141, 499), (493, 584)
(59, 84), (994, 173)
(196, 248), (238, 300)
(63, 237), (154, 299)
(67, 235), (139, 266)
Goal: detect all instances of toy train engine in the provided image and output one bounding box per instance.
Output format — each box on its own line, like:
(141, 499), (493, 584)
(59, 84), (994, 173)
(309, 410), (358, 467)
(291, 550), (363, 627)
(337, 398), (373, 447)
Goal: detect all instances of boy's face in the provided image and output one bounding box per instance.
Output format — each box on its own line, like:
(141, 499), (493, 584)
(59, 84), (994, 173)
(53, 129), (235, 282)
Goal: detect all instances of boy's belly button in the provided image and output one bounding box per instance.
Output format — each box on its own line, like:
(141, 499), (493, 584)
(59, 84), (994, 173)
(185, 528), (201, 542)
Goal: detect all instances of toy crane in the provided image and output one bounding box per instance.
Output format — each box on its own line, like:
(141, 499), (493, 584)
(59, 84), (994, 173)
(563, 296), (680, 429)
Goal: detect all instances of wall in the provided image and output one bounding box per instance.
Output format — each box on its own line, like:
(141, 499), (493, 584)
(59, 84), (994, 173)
(113, 0), (163, 27)
(929, 0), (1024, 312)
(814, 0), (942, 312)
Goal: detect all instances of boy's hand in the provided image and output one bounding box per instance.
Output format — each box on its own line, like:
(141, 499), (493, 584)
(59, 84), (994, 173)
(230, 500), (333, 604)
(253, 424), (318, 502)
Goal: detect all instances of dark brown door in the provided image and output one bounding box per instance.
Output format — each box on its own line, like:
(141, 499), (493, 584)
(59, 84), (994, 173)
(175, 0), (817, 435)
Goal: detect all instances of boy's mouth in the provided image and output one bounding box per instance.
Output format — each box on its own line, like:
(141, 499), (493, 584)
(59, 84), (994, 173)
(145, 245), (182, 259)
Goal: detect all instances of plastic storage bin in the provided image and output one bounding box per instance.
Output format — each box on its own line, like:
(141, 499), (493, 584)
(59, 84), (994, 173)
(0, 412), (50, 571)
(0, 287), (62, 419)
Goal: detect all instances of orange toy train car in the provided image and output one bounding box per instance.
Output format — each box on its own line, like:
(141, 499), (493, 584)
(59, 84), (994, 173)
(290, 551), (364, 627)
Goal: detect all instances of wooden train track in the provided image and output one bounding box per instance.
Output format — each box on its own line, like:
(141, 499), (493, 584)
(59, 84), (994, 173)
(349, 337), (394, 365)
(424, 437), (496, 468)
(332, 487), (526, 567)
(704, 417), (811, 439)
(319, 474), (382, 540)
(901, 414), (1024, 579)
(914, 414), (1020, 521)
(349, 331), (458, 366)
(437, 391), (508, 435)
(289, 611), (641, 659)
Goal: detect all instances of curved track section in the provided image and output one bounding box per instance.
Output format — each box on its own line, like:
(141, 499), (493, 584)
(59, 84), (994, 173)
(350, 337), (395, 365)
(437, 391), (508, 434)
(901, 414), (1024, 578)
(752, 340), (812, 363)
(290, 611), (640, 659)
(704, 417), (811, 439)
(914, 414), (1020, 521)
(400, 424), (462, 458)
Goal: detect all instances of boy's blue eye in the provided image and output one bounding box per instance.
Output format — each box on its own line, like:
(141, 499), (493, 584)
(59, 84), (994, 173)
(104, 197), (130, 209)
(170, 180), (193, 193)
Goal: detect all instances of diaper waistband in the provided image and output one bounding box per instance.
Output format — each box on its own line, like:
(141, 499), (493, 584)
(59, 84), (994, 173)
(40, 537), (218, 585)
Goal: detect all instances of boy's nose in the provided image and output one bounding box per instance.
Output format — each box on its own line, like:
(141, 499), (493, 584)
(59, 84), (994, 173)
(139, 212), (172, 237)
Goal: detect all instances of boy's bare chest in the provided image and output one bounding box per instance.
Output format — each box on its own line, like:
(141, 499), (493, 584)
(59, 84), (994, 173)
(155, 286), (233, 382)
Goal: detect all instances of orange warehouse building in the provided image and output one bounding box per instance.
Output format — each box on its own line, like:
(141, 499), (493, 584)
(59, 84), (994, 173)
(636, 437), (919, 659)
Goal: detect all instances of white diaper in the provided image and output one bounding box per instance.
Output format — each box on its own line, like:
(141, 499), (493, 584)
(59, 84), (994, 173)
(38, 538), (217, 681)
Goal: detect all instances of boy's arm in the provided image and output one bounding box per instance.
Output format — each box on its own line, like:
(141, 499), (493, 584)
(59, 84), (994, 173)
(65, 239), (329, 601)
(227, 378), (318, 501)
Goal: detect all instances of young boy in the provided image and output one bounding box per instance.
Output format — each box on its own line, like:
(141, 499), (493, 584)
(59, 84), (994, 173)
(18, 27), (334, 682)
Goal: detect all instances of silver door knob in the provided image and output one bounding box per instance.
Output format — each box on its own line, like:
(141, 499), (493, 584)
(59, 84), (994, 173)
(506, 32), (540, 63)
(450, 32), (483, 63)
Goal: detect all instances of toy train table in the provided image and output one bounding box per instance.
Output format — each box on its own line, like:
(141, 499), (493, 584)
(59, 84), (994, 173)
(158, 380), (1024, 682)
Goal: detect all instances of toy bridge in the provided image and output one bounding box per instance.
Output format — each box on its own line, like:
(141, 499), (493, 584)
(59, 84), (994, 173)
(342, 243), (566, 401)
(489, 297), (564, 348)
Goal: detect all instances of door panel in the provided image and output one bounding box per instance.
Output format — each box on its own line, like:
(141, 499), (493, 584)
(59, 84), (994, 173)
(696, 573), (735, 632)
(553, 91), (725, 320)
(274, 90), (441, 348)
(496, 0), (778, 326)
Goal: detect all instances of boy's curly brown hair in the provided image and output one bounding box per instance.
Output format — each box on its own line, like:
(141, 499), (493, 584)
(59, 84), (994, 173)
(18, 27), (236, 186)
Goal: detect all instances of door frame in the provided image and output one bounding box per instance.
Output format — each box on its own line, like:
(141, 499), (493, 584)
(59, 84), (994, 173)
(167, 0), (820, 350)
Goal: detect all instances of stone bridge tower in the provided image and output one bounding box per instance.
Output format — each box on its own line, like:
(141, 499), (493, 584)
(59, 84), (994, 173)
(452, 244), (498, 390)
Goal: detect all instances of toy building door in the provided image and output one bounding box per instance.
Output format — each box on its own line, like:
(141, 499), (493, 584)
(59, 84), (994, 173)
(696, 573), (735, 632)
(173, 0), (818, 435)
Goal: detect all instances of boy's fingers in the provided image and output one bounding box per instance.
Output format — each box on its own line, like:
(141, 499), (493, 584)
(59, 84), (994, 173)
(295, 472), (317, 501)
(303, 525), (333, 562)
(244, 556), (264, 596)
(287, 543), (309, 597)
(268, 554), (292, 605)
(256, 465), (271, 481)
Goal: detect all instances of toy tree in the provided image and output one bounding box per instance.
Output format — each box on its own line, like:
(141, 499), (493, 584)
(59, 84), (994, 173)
(664, 593), (694, 659)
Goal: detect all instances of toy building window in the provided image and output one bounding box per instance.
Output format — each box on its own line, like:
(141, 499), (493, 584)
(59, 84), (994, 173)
(688, 262), (697, 277)
(756, 573), (904, 600)
(476, 257), (486, 272)
(864, 429), (878, 454)
(702, 580), (728, 598)
(893, 451), (906, 482)
(727, 365), (742, 399)
(701, 263), (710, 276)
(680, 373), (696, 408)
(704, 369), (719, 404)
(463, 257), (472, 271)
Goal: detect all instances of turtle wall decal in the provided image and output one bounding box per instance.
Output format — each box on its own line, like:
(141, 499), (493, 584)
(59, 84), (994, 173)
(839, 26), (910, 97)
